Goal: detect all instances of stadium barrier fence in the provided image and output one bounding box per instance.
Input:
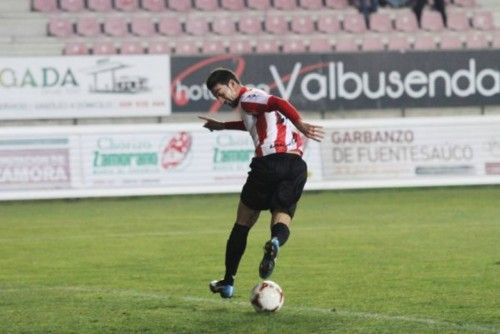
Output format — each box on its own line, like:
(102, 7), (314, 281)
(1, 115), (499, 201)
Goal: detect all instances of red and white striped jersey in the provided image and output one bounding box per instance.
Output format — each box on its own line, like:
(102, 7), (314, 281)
(237, 87), (304, 157)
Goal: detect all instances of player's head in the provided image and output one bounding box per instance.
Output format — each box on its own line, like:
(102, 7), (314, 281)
(206, 68), (241, 108)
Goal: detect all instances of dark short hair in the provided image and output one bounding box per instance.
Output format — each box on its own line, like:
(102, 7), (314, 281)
(205, 68), (240, 91)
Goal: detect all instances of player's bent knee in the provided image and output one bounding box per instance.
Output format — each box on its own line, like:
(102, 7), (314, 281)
(271, 211), (292, 226)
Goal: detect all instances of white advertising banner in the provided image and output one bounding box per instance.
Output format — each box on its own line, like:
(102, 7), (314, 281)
(0, 137), (73, 190)
(0, 55), (171, 119)
(78, 126), (322, 189)
(315, 116), (500, 189)
(0, 116), (499, 200)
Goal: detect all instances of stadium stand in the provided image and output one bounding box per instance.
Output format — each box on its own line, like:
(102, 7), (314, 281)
(439, 32), (464, 49)
(420, 9), (446, 31)
(446, 9), (469, 31)
(0, 0), (497, 56)
(76, 16), (101, 37)
(87, 0), (113, 12)
(386, 33), (411, 51)
(247, 0), (272, 10)
(143, 0), (167, 11)
(394, 9), (419, 32)
(369, 12), (392, 33)
(0, 1), (497, 127)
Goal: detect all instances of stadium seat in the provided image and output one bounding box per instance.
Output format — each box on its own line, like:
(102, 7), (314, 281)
(115, 0), (139, 11)
(472, 12), (494, 30)
(413, 34), (437, 50)
(335, 36), (358, 52)
(394, 9), (418, 32)
(343, 12), (367, 33)
(48, 17), (74, 37)
(92, 40), (117, 54)
(361, 34), (385, 51)
(33, 0), (58, 12)
(291, 15), (314, 34)
(76, 17), (101, 37)
(447, 10), (470, 31)
(88, 0), (113, 11)
(201, 40), (226, 54)
(60, 0), (85, 12)
(103, 16), (129, 36)
(369, 12), (393, 33)
(453, 0), (476, 7)
(282, 38), (307, 53)
(158, 16), (182, 36)
(439, 33), (463, 49)
(213, 17), (237, 35)
(142, 0), (167, 11)
(299, 0), (323, 10)
(255, 38), (280, 53)
(247, 0), (271, 10)
(194, 0), (218, 11)
(120, 40), (145, 54)
(308, 36), (332, 52)
(227, 38), (253, 54)
(317, 15), (341, 33)
(130, 16), (155, 36)
(265, 14), (288, 34)
(239, 15), (263, 34)
(421, 9), (445, 31)
(465, 32), (489, 49)
(273, 0), (297, 10)
(167, 0), (192, 11)
(325, 0), (349, 9)
(64, 42), (89, 55)
(221, 0), (245, 11)
(147, 40), (171, 53)
(386, 33), (410, 51)
(174, 40), (199, 54)
(185, 16), (209, 35)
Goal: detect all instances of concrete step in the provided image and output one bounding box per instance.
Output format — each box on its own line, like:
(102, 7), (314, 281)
(477, 0), (500, 9)
(495, 12), (500, 28)
(0, 41), (63, 56)
(0, 16), (47, 37)
(0, 0), (31, 13)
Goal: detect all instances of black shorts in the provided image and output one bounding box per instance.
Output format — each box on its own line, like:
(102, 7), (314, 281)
(240, 153), (308, 218)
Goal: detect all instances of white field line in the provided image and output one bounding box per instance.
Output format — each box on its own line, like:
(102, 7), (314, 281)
(0, 226), (333, 242)
(0, 286), (498, 333)
(2, 221), (495, 243)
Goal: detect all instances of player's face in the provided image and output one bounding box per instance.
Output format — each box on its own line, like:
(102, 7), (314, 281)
(211, 80), (240, 108)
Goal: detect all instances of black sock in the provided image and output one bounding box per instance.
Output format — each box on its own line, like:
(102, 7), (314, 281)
(271, 223), (290, 247)
(224, 223), (250, 285)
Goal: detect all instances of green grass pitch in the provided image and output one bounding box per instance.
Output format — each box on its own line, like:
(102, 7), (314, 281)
(0, 186), (499, 333)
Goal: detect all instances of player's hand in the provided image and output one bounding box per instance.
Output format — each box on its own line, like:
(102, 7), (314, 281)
(295, 120), (325, 142)
(198, 116), (225, 131)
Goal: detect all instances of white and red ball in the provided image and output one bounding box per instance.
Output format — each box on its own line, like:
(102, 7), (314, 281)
(250, 280), (284, 312)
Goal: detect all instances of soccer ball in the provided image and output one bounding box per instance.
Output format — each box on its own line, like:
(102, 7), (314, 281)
(250, 280), (284, 312)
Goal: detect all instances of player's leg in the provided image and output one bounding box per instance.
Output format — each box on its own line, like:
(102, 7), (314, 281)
(259, 154), (307, 279)
(225, 201), (260, 284)
(210, 201), (260, 298)
(258, 211), (293, 279)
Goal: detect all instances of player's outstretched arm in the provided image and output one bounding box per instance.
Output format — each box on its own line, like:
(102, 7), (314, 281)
(199, 116), (247, 131)
(199, 116), (225, 131)
(294, 119), (325, 142)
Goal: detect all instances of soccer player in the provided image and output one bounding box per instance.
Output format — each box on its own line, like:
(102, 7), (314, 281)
(200, 68), (324, 299)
